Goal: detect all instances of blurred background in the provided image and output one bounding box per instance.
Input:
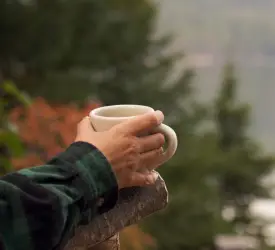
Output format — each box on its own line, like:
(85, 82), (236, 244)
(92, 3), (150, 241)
(1, 0), (275, 249)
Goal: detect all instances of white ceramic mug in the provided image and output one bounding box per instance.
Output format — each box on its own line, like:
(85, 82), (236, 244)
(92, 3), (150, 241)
(89, 105), (178, 163)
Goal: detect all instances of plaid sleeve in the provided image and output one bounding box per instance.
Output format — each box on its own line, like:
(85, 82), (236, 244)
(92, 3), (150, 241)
(0, 142), (118, 250)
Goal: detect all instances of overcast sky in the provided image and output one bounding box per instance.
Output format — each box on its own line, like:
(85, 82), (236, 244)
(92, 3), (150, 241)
(156, 0), (275, 223)
(156, 0), (275, 153)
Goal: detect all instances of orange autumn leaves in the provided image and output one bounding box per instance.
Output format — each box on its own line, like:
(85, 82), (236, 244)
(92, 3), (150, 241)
(9, 97), (155, 250)
(9, 97), (101, 169)
(120, 226), (155, 250)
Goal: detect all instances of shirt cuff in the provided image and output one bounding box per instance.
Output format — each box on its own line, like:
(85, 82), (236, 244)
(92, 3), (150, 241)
(52, 141), (118, 215)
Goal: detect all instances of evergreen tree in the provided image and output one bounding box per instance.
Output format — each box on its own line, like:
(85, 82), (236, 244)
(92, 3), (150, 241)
(144, 62), (275, 250)
(215, 62), (274, 230)
(0, 0), (194, 109)
(1, 1), (274, 249)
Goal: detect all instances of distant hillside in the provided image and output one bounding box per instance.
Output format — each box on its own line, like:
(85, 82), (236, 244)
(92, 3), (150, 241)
(155, 0), (275, 152)
(156, 0), (275, 58)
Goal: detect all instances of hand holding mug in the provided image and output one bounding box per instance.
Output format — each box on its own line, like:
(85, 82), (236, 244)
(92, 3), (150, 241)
(75, 105), (178, 189)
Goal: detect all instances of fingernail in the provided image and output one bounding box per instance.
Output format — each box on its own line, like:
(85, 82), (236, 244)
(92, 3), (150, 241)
(145, 175), (153, 185)
(145, 180), (152, 185)
(153, 171), (159, 181)
(155, 110), (164, 124)
(145, 172), (158, 185)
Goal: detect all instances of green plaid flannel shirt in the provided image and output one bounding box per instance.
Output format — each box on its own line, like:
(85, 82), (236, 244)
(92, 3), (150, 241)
(0, 142), (118, 250)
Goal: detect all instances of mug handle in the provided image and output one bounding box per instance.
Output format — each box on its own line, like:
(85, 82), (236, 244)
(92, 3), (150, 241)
(153, 124), (178, 163)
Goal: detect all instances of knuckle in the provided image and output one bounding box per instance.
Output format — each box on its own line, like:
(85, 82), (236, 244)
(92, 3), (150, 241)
(154, 148), (163, 157)
(129, 139), (140, 154)
(126, 156), (138, 170)
(156, 133), (165, 146)
(147, 114), (158, 127)
(125, 140), (141, 170)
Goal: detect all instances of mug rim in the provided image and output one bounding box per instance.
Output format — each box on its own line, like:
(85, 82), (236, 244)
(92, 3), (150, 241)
(89, 104), (154, 121)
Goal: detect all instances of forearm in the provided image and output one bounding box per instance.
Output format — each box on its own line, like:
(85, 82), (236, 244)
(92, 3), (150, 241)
(0, 142), (118, 250)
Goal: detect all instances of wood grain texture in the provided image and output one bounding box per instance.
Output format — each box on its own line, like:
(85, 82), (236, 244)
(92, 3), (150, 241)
(64, 173), (168, 250)
(87, 235), (120, 250)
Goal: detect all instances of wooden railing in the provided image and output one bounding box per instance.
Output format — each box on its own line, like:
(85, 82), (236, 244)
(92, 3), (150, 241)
(65, 173), (168, 250)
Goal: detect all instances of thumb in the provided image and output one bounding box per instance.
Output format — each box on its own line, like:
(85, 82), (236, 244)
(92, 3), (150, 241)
(78, 116), (96, 132)
(129, 171), (159, 187)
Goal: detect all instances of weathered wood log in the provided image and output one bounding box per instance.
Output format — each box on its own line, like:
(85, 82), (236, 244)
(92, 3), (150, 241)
(87, 235), (120, 250)
(64, 173), (168, 250)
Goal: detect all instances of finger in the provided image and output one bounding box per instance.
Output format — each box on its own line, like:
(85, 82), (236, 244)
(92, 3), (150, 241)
(129, 171), (159, 187)
(115, 111), (164, 135)
(140, 147), (164, 170)
(138, 133), (165, 153)
(78, 116), (95, 132)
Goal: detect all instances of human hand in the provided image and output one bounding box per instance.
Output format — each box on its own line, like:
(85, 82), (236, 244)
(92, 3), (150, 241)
(75, 111), (165, 189)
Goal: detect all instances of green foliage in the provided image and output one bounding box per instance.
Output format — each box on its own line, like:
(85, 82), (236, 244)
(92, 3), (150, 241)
(0, 0), (189, 106)
(1, 1), (274, 249)
(0, 81), (30, 174)
(145, 133), (228, 250)
(144, 62), (274, 250)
